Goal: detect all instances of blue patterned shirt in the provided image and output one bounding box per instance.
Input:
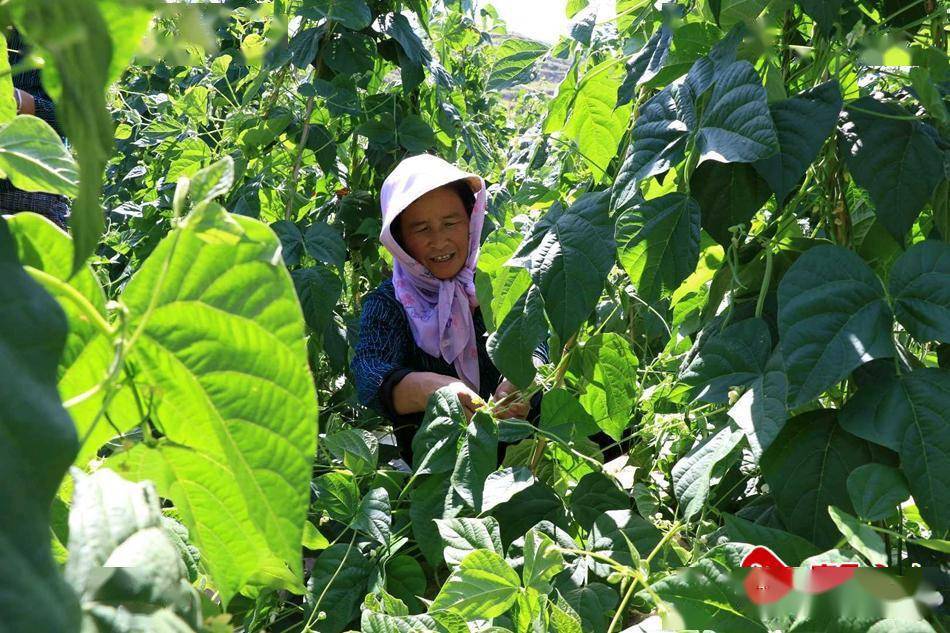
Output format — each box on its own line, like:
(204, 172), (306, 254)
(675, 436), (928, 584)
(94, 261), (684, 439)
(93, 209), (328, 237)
(351, 278), (548, 422)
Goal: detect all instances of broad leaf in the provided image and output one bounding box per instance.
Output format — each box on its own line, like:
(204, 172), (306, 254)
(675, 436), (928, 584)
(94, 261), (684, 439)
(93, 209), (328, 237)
(19, 0), (116, 273)
(66, 469), (202, 630)
(846, 463), (910, 522)
(722, 514), (818, 565)
(0, 218), (80, 631)
(691, 162), (771, 245)
(839, 368), (950, 532)
(649, 557), (766, 632)
(569, 471), (630, 530)
(614, 58), (777, 208)
(435, 517), (504, 566)
(616, 192), (701, 303)
(351, 488), (391, 544)
(487, 285), (547, 389)
(510, 191), (615, 339)
(324, 429), (378, 476)
(522, 529), (565, 593)
(307, 544), (372, 633)
(312, 471), (360, 523)
(5, 213), (139, 465)
(728, 351), (788, 459)
(681, 317), (772, 403)
(475, 229), (533, 331)
(482, 467), (536, 512)
(617, 27), (672, 107)
(797, 0), (846, 36)
(586, 510), (664, 577)
(828, 506), (887, 566)
(777, 244), (893, 406)
(430, 550), (521, 619)
(412, 389), (467, 474)
(561, 584), (618, 633)
(753, 81), (842, 205)
(491, 481), (567, 547)
(450, 411), (497, 511)
(272, 220), (305, 266)
(300, 0), (372, 29)
(487, 38), (548, 91)
(672, 425), (745, 520)
(889, 240), (950, 344)
(293, 265), (343, 335)
(114, 203), (318, 603)
(304, 221), (346, 269)
(563, 61), (632, 181)
(410, 476), (460, 567)
(761, 410), (878, 549)
(540, 387), (597, 443)
(840, 97), (944, 240)
(0, 115), (78, 195)
(578, 333), (640, 440)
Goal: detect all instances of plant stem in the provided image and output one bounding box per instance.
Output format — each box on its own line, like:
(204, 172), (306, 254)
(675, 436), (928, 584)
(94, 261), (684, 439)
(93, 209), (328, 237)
(754, 245), (773, 319)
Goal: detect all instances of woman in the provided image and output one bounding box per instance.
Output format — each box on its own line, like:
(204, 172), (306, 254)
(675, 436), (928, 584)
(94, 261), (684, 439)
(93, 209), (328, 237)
(351, 154), (546, 460)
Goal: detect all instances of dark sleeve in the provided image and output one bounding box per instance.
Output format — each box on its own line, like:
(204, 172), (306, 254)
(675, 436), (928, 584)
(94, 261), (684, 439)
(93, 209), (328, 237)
(30, 93), (58, 132)
(350, 291), (412, 413)
(532, 339), (550, 365)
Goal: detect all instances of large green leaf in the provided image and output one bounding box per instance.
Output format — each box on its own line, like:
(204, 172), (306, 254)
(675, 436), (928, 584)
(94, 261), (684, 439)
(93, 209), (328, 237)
(728, 351), (788, 459)
(450, 411), (497, 511)
(681, 318), (772, 403)
(66, 469), (201, 630)
(510, 192), (615, 340)
(475, 229), (533, 332)
(722, 514), (819, 565)
(561, 584), (618, 633)
(828, 506), (887, 566)
(522, 529), (565, 593)
(540, 387), (597, 443)
(616, 192), (701, 303)
(563, 61), (632, 181)
(797, 0), (845, 36)
(487, 37), (548, 91)
(691, 162), (771, 245)
(429, 550), (521, 619)
(351, 487), (391, 544)
(672, 425), (745, 520)
(777, 244), (893, 407)
(113, 203), (318, 603)
(889, 240), (950, 344)
(300, 0), (372, 29)
(840, 97), (945, 240)
(0, 115), (78, 195)
(613, 58), (778, 208)
(410, 475), (460, 567)
(649, 557), (766, 632)
(846, 463), (910, 522)
(487, 285), (547, 389)
(5, 213), (140, 465)
(293, 265), (343, 336)
(569, 471), (630, 530)
(435, 517), (504, 567)
(304, 221), (346, 269)
(19, 0), (116, 273)
(616, 26), (672, 107)
(761, 410), (878, 549)
(0, 218), (80, 631)
(307, 544), (372, 633)
(312, 471), (360, 523)
(753, 81), (842, 205)
(586, 509), (664, 577)
(578, 333), (640, 440)
(412, 389), (467, 475)
(839, 368), (950, 532)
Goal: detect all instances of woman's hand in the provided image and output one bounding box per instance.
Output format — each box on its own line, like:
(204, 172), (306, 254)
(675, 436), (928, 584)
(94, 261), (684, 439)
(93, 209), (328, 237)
(392, 371), (483, 420)
(493, 379), (529, 420)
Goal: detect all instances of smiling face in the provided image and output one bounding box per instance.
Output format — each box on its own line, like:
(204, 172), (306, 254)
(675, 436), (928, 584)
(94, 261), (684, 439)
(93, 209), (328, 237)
(397, 185), (471, 280)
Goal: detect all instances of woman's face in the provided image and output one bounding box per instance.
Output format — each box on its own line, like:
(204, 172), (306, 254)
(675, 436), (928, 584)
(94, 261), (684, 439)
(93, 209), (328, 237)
(398, 186), (471, 280)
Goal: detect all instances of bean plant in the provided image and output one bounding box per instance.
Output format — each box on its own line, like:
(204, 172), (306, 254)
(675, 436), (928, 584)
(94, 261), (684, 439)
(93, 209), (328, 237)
(1, 0), (948, 632)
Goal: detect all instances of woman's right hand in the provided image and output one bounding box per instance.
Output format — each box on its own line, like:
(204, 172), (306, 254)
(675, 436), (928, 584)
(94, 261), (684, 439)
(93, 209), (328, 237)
(392, 371), (483, 420)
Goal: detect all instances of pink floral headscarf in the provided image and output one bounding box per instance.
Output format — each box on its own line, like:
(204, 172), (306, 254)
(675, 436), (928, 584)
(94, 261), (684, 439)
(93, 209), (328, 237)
(379, 154), (487, 392)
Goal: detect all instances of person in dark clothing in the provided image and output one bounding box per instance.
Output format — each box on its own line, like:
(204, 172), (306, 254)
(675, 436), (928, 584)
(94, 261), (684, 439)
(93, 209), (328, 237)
(2, 27), (69, 229)
(351, 154), (547, 462)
